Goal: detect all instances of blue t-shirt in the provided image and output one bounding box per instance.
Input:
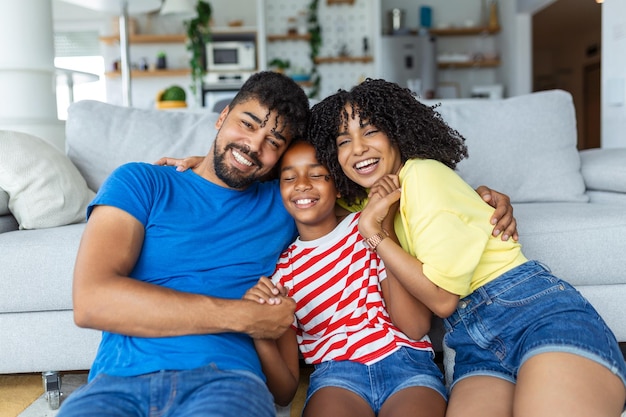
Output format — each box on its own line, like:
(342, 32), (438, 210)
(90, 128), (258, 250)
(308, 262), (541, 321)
(86, 162), (297, 381)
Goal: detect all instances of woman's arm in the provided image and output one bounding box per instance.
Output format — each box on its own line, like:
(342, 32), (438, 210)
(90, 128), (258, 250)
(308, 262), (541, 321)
(376, 199), (433, 340)
(380, 270), (433, 340)
(359, 177), (460, 318)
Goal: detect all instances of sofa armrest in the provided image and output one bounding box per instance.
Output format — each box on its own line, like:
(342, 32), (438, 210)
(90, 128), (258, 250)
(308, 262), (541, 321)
(580, 148), (626, 197)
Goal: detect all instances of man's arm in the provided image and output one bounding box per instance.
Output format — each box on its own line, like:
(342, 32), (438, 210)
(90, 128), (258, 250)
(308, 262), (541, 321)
(72, 205), (295, 339)
(475, 185), (519, 241)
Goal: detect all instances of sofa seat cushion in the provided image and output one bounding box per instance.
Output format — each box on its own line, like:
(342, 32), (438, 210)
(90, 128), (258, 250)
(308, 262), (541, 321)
(0, 131), (95, 229)
(66, 101), (220, 192)
(514, 202), (626, 286)
(0, 224), (85, 313)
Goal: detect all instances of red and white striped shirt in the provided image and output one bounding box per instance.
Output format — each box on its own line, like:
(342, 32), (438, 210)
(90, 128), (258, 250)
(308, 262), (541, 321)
(272, 212), (433, 365)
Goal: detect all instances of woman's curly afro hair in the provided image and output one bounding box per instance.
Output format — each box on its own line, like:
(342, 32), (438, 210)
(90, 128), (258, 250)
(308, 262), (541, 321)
(308, 78), (468, 205)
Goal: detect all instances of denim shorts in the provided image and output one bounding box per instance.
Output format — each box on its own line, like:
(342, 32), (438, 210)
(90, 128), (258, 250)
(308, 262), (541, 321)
(305, 346), (447, 413)
(57, 364), (275, 417)
(444, 260), (626, 390)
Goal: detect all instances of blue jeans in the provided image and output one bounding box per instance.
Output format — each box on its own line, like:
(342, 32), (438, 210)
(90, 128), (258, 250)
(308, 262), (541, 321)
(306, 347), (447, 413)
(57, 364), (276, 417)
(444, 261), (626, 390)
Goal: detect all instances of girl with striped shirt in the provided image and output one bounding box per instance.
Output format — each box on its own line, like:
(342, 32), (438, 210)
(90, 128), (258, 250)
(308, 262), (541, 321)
(244, 141), (447, 417)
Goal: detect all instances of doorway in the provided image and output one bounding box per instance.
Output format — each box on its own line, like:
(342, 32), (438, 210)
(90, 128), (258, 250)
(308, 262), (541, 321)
(532, 0), (602, 149)
(583, 62), (601, 149)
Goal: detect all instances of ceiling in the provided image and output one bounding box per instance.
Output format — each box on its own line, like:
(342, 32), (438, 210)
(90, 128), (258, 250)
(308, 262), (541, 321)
(532, 0), (602, 49)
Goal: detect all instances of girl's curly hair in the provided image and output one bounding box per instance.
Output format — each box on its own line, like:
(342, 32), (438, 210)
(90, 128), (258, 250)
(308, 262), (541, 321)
(308, 78), (468, 205)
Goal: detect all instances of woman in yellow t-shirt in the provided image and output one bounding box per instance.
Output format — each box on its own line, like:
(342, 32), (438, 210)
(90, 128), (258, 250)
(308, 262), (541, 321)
(308, 78), (626, 417)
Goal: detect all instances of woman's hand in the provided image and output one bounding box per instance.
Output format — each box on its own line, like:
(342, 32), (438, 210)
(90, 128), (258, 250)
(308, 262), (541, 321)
(475, 186), (519, 241)
(154, 156), (205, 172)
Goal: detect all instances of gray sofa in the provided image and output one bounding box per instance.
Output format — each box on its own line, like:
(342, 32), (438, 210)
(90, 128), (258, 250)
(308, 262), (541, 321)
(1, 89), (625, 379)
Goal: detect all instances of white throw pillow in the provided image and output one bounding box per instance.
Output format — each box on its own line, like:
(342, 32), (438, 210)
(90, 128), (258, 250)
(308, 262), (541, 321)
(0, 130), (95, 229)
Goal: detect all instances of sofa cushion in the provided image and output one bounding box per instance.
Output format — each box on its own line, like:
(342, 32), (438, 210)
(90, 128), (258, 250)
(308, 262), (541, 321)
(0, 131), (96, 230)
(580, 148), (626, 193)
(425, 90), (588, 204)
(0, 224), (86, 313)
(514, 202), (626, 286)
(66, 101), (220, 192)
(0, 189), (8, 215)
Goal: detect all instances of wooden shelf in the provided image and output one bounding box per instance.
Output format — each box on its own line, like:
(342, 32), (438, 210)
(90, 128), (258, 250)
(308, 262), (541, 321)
(437, 59), (500, 69)
(105, 69), (190, 78)
(314, 56), (373, 64)
(99, 34), (186, 45)
(267, 33), (311, 42)
(429, 26), (501, 36)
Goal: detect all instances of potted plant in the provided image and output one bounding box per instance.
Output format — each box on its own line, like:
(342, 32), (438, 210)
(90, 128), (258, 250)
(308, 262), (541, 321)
(184, 0), (212, 106)
(268, 58), (291, 74)
(156, 51), (167, 69)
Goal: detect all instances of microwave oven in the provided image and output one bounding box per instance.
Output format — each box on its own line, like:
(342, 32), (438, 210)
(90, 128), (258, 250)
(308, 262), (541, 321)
(206, 41), (256, 72)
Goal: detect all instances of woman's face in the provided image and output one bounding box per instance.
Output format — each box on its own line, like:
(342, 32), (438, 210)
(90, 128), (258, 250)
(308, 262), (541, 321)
(335, 106), (402, 189)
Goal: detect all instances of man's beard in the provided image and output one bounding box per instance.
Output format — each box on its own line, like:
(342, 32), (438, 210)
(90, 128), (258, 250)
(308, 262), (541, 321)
(213, 143), (264, 189)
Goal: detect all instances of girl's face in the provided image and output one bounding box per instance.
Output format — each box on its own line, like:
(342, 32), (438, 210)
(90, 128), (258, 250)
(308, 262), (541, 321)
(335, 106), (402, 189)
(279, 141), (341, 240)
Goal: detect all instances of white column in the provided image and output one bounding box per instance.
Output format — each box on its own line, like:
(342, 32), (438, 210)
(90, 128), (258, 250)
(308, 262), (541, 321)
(0, 0), (65, 151)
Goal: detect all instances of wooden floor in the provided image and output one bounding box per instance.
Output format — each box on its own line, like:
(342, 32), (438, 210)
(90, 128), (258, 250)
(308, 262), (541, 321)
(0, 373), (43, 417)
(1, 346), (624, 417)
(0, 367), (311, 417)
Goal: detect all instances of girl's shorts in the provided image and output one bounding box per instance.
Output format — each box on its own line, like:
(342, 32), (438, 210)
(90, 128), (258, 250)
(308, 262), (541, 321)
(444, 260), (626, 390)
(305, 346), (447, 413)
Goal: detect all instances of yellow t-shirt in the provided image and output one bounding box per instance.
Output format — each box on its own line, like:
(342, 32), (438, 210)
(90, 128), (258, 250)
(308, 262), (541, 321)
(395, 159), (527, 298)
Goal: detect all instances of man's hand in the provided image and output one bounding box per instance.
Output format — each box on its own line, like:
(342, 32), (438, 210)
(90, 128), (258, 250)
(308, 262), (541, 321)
(476, 185), (518, 241)
(154, 156), (205, 171)
(241, 277), (294, 339)
(240, 296), (296, 340)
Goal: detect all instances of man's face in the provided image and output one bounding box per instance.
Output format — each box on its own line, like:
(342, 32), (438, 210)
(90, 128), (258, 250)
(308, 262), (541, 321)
(212, 100), (292, 189)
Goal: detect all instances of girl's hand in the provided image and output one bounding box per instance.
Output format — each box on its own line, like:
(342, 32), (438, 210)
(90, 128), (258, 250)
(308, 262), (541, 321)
(154, 156), (205, 172)
(242, 277), (288, 305)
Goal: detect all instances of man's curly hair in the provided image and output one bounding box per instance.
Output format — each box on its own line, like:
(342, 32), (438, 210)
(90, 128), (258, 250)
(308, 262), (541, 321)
(230, 71), (310, 142)
(308, 78), (468, 205)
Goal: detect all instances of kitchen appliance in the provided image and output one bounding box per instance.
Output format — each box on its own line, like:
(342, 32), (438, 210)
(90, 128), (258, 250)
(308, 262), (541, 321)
(379, 33), (437, 99)
(205, 40), (256, 72)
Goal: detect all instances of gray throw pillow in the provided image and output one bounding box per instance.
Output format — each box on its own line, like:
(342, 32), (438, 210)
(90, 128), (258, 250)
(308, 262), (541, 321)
(423, 90), (588, 203)
(66, 101), (220, 192)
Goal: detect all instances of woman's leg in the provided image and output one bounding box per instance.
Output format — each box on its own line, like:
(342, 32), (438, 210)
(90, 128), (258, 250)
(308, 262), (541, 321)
(379, 386), (446, 417)
(445, 375), (514, 417)
(302, 387), (375, 417)
(515, 352), (626, 417)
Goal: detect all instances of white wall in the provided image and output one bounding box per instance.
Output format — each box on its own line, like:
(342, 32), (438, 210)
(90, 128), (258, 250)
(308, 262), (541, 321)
(601, 0), (626, 148)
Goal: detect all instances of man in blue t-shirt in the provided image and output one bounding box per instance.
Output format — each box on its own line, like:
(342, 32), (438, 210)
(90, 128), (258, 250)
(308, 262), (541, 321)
(58, 71), (310, 417)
